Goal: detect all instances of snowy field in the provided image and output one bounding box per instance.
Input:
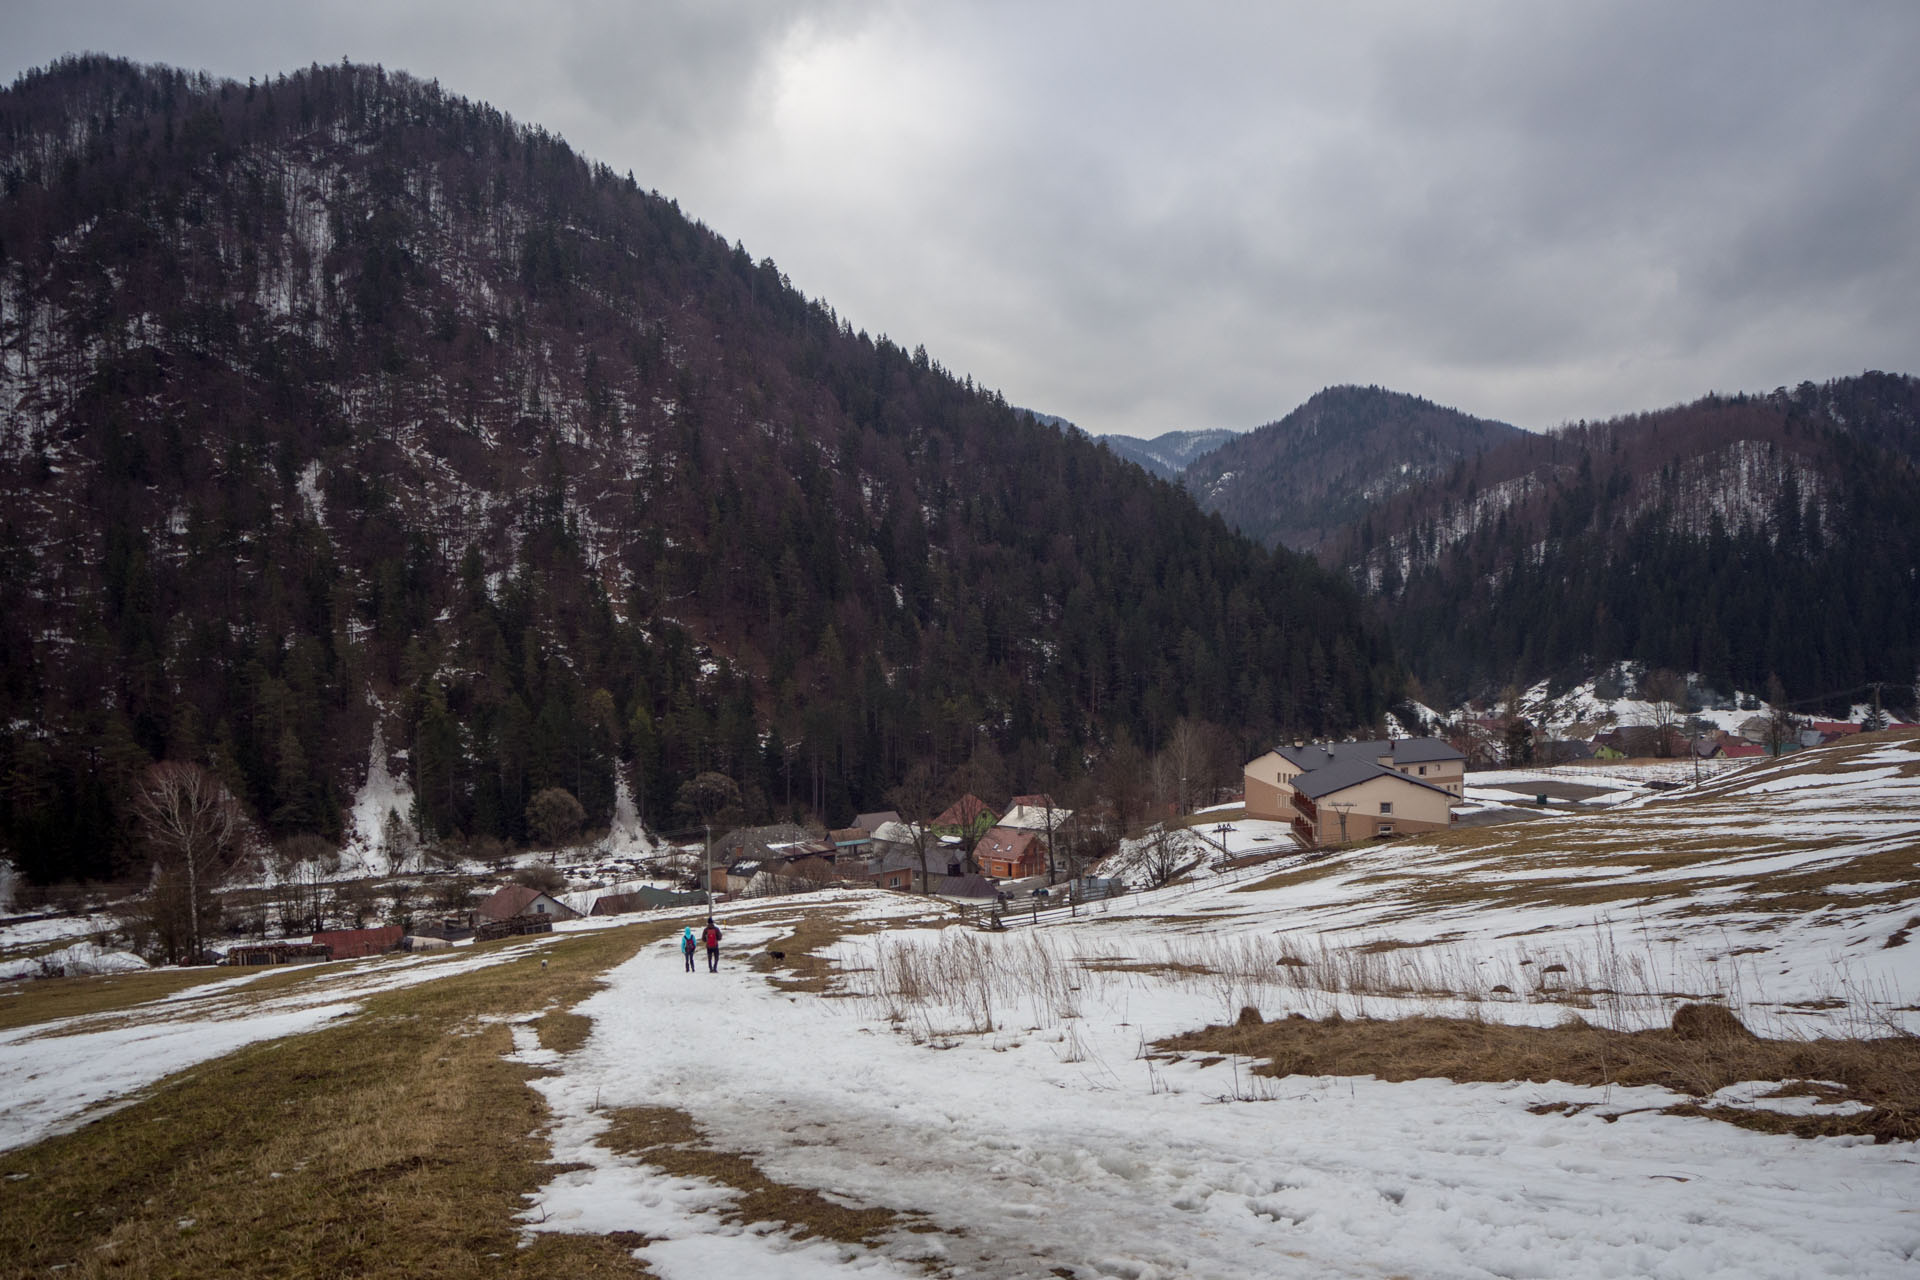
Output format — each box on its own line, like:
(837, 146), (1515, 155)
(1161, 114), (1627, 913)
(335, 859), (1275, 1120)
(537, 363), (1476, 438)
(0, 936), (566, 1153)
(517, 897), (1918, 1279)
(3, 731), (1918, 1277)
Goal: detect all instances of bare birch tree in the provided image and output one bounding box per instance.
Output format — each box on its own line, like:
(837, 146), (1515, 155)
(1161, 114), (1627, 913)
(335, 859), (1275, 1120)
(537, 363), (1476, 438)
(135, 762), (248, 964)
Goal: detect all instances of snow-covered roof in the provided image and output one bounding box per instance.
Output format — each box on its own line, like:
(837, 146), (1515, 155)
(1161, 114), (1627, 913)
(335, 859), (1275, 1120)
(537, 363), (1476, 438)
(998, 804), (1073, 831)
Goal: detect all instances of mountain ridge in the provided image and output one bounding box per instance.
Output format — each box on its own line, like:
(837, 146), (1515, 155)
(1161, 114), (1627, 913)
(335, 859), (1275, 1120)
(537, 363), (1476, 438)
(1335, 373), (1920, 703)
(1098, 429), (1240, 481)
(1180, 386), (1527, 552)
(0, 55), (1395, 883)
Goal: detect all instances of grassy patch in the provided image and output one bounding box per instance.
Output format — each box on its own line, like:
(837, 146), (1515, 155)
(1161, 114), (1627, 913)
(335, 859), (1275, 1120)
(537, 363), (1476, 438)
(0, 968), (238, 1034)
(536, 1009), (595, 1054)
(597, 1105), (914, 1244)
(0, 923), (675, 1279)
(1235, 858), (1348, 895)
(1161, 1011), (1920, 1141)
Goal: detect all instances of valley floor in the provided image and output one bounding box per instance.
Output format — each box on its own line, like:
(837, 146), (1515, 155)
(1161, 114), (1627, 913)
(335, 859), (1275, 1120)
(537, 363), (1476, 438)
(4, 733), (1919, 1278)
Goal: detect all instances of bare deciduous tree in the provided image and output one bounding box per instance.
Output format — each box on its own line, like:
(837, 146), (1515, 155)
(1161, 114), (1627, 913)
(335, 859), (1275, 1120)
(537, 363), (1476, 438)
(381, 807), (420, 876)
(272, 833), (338, 935)
(134, 763), (248, 964)
(1763, 674), (1799, 757)
(1639, 669), (1687, 758)
(1141, 824), (1189, 888)
(886, 761), (945, 893)
(1151, 717), (1212, 817)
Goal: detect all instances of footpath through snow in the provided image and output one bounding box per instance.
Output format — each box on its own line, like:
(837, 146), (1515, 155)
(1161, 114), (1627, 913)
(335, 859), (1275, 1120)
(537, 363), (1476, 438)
(520, 897), (1920, 1280)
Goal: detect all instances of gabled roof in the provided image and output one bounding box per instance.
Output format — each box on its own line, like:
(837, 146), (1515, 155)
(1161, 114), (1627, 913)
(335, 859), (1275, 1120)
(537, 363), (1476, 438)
(853, 810), (901, 832)
(1009, 793), (1054, 809)
(715, 823), (813, 859)
(476, 885), (581, 922)
(933, 794), (995, 828)
(999, 804), (1072, 831)
(975, 826), (1040, 862)
(927, 873), (998, 899)
(1292, 758), (1457, 801)
(1276, 737), (1463, 771)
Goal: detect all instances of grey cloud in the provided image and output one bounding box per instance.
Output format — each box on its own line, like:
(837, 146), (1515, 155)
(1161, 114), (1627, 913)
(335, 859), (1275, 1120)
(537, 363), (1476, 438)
(4, 2), (1916, 436)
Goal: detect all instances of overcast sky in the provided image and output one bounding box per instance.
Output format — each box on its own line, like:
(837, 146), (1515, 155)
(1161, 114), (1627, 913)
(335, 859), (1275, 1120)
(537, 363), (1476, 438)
(7, 2), (1917, 437)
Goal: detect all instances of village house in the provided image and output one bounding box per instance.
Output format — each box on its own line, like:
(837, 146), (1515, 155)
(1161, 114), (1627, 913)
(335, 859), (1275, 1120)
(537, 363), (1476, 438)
(861, 849), (996, 897)
(998, 798), (1071, 833)
(476, 884), (582, 924)
(974, 826), (1047, 879)
(1243, 737), (1463, 846)
(853, 810), (901, 834)
(590, 887), (706, 916)
(932, 794), (996, 830)
(312, 925), (404, 959)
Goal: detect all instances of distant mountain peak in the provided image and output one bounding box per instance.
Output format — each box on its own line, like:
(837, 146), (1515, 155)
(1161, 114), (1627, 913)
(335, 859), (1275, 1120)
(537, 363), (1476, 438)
(1180, 385), (1524, 552)
(1098, 429), (1240, 481)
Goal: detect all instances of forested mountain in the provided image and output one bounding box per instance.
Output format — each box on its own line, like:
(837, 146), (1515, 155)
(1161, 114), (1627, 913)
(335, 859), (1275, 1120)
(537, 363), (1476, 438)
(1181, 387), (1526, 552)
(1098, 429), (1239, 482)
(0, 56), (1396, 885)
(1337, 373), (1920, 704)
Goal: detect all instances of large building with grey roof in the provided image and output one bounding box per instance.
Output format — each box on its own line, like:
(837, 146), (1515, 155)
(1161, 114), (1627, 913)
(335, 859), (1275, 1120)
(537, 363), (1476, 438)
(1244, 738), (1464, 845)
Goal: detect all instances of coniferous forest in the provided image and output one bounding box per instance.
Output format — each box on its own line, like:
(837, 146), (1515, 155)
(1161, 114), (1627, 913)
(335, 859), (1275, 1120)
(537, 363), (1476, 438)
(1334, 375), (1920, 706)
(0, 57), (1396, 885)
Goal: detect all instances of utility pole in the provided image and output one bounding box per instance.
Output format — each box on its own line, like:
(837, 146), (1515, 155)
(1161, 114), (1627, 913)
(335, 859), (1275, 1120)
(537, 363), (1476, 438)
(703, 823), (712, 910)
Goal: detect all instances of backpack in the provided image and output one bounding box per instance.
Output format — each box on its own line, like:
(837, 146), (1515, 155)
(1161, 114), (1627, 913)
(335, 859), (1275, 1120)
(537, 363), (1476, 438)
(703, 924), (722, 946)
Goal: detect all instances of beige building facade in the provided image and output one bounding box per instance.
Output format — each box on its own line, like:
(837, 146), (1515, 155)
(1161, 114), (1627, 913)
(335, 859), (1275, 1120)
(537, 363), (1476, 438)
(1244, 738), (1464, 846)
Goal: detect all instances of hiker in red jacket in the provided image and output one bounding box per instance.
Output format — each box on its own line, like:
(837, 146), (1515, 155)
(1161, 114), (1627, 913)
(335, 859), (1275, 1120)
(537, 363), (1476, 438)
(701, 918), (722, 972)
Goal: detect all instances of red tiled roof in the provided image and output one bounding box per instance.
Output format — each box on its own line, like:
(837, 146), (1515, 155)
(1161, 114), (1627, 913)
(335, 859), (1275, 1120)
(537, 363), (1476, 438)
(975, 827), (1038, 862)
(933, 794), (994, 828)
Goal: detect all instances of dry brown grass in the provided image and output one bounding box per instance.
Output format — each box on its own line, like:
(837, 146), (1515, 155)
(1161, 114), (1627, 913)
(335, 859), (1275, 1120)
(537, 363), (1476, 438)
(745, 902), (951, 995)
(1160, 1009), (1920, 1142)
(597, 1106), (917, 1244)
(0, 968), (234, 1033)
(1235, 859), (1346, 895)
(536, 1009), (595, 1054)
(1077, 958), (1214, 978)
(0, 922), (676, 1279)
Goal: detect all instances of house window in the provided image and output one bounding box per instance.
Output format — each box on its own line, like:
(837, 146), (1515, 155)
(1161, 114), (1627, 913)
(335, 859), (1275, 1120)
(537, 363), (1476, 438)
(1418, 766), (1427, 775)
(1379, 823), (1394, 835)
(1379, 802), (1393, 815)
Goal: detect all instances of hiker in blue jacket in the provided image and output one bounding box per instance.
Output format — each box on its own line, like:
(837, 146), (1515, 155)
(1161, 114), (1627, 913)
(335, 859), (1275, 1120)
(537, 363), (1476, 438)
(681, 926), (697, 973)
